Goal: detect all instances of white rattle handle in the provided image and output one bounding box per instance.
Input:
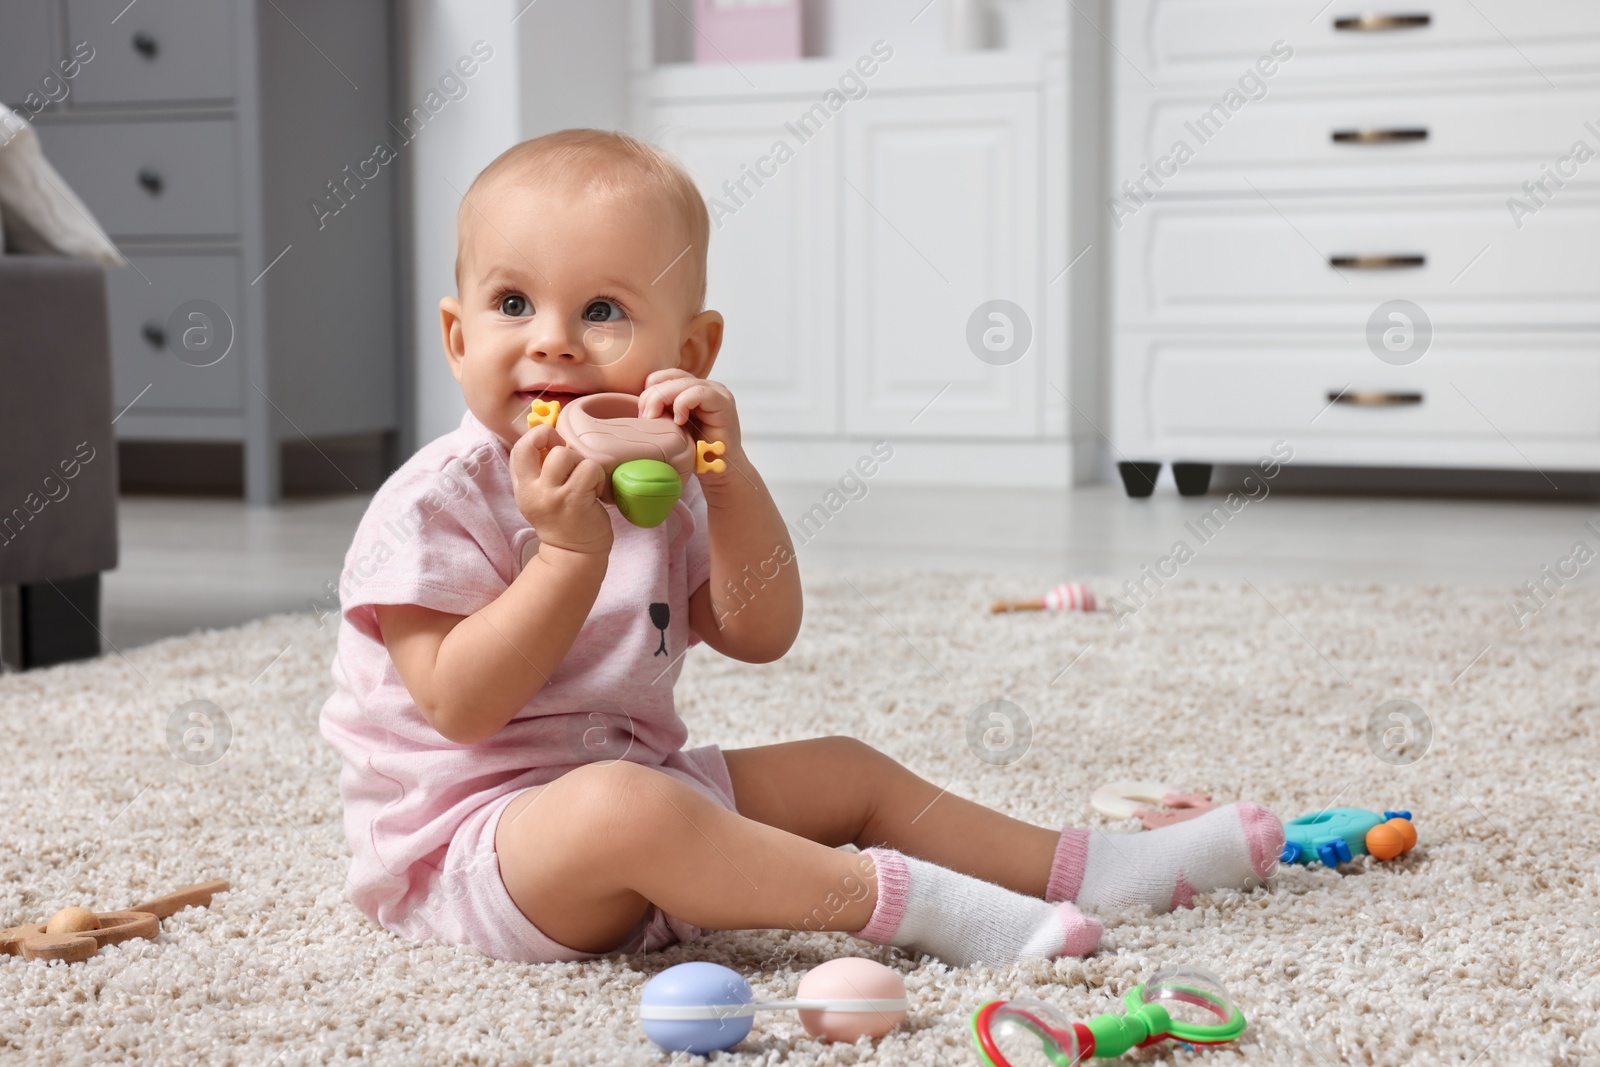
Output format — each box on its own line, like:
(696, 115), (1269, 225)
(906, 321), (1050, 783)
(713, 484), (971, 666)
(639, 997), (908, 1021)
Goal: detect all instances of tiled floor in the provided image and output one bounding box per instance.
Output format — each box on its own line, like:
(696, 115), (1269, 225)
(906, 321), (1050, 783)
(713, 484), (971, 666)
(96, 480), (1595, 651)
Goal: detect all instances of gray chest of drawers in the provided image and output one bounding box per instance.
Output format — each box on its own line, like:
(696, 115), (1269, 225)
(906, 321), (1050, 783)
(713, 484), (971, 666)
(4, 0), (400, 505)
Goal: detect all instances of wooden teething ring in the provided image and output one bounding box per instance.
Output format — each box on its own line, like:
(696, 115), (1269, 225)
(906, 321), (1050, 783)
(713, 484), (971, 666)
(0, 879), (228, 963)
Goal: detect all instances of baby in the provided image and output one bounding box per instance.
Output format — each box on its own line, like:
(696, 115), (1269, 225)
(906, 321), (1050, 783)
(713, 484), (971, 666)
(319, 129), (1284, 968)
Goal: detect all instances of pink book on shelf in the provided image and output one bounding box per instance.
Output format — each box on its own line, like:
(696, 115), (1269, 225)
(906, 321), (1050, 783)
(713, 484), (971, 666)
(694, 0), (803, 63)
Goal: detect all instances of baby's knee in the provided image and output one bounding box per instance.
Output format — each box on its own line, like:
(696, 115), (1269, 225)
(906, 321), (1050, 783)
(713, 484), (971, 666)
(534, 760), (689, 852)
(816, 734), (889, 770)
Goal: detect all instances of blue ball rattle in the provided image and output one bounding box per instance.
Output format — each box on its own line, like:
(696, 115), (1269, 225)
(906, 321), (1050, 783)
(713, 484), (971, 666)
(640, 958), (908, 1055)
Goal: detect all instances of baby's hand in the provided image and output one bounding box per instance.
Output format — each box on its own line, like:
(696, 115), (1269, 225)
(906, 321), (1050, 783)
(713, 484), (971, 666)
(639, 369), (744, 473)
(509, 423), (613, 557)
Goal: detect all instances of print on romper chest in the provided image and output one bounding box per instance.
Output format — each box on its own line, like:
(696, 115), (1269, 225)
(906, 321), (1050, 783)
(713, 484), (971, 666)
(649, 602), (669, 655)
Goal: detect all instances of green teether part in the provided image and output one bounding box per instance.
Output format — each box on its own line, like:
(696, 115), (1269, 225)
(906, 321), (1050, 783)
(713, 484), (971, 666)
(612, 459), (683, 528)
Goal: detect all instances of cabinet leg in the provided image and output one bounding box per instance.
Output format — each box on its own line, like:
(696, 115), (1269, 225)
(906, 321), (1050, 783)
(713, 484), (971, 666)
(0, 573), (103, 670)
(379, 429), (404, 481)
(1118, 461), (1162, 498)
(1172, 462), (1213, 497)
(245, 435), (280, 508)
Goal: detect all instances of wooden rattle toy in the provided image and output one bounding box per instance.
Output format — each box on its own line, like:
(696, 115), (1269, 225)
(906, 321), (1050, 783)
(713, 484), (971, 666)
(1091, 780), (1217, 830)
(527, 393), (726, 529)
(0, 879), (229, 963)
(990, 582), (1096, 614)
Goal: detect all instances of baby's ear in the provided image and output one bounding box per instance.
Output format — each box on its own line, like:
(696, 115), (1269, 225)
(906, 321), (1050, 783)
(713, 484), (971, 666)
(679, 309), (724, 378)
(439, 296), (467, 382)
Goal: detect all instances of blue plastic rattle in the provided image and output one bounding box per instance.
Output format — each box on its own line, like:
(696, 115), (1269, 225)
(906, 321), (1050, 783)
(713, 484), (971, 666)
(1280, 808), (1417, 868)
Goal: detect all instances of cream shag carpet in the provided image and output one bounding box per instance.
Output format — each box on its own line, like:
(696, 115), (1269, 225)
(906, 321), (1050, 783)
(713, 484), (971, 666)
(2, 572), (1597, 1066)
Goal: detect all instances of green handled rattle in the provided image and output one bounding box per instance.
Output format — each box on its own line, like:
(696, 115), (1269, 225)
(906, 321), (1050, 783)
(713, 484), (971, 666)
(971, 966), (1247, 1066)
(527, 393), (725, 528)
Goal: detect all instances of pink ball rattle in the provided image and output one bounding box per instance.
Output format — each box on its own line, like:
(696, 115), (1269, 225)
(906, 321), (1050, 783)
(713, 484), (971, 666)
(639, 958), (907, 1054)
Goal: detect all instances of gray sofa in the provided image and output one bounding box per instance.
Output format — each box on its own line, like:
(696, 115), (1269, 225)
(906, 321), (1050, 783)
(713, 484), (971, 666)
(0, 253), (118, 669)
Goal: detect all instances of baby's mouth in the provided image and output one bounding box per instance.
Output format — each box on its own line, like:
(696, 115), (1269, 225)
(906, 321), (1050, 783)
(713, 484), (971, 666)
(516, 388), (588, 407)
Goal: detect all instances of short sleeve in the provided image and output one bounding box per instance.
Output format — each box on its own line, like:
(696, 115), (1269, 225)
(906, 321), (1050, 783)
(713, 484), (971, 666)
(338, 445), (519, 643)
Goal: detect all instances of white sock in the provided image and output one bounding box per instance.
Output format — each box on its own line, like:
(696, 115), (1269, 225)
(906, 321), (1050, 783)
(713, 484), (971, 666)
(1047, 802), (1284, 914)
(851, 848), (1101, 967)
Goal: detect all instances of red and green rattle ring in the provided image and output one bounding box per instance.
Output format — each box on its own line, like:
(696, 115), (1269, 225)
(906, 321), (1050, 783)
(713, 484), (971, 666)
(1279, 808), (1417, 868)
(971, 966), (1247, 1066)
(526, 393), (726, 529)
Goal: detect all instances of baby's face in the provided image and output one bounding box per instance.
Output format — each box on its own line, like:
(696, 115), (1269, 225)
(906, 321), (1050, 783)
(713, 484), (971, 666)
(440, 176), (715, 447)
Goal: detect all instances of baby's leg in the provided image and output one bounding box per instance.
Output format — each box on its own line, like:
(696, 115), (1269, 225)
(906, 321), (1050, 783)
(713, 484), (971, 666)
(724, 737), (1282, 913)
(493, 760), (875, 954)
(725, 736), (1060, 894)
(493, 758), (1095, 966)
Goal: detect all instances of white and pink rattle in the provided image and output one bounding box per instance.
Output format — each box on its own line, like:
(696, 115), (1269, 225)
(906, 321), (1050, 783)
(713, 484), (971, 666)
(640, 958), (907, 1054)
(990, 582), (1096, 613)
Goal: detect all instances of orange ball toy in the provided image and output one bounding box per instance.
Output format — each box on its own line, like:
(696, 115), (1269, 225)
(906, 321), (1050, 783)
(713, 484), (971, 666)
(1365, 818), (1418, 860)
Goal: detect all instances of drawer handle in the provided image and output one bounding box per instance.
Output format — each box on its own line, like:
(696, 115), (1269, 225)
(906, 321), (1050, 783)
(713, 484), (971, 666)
(1329, 390), (1423, 406)
(1332, 128), (1429, 144)
(1333, 13), (1431, 31)
(1329, 254), (1426, 270)
(132, 31), (159, 59)
(141, 322), (167, 349)
(137, 167), (164, 195)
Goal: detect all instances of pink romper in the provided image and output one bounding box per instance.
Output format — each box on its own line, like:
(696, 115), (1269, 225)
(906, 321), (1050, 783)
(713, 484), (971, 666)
(318, 409), (737, 963)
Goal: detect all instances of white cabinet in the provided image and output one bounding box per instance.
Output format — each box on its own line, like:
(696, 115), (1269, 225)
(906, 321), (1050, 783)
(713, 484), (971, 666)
(655, 101), (841, 437)
(842, 91), (1042, 438)
(634, 0), (1089, 487)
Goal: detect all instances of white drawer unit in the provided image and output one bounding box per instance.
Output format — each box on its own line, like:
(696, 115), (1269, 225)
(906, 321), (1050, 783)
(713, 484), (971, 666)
(1112, 0), (1600, 88)
(1108, 3), (1600, 494)
(1121, 334), (1600, 452)
(1116, 191), (1600, 328)
(1114, 76), (1600, 194)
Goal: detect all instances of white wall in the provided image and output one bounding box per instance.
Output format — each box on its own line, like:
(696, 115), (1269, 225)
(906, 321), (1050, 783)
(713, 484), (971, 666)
(399, 0), (523, 446)
(401, 0), (631, 449)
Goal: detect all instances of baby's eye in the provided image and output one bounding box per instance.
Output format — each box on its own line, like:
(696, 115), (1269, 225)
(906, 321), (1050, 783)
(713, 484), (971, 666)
(498, 293), (531, 317)
(582, 299), (625, 323)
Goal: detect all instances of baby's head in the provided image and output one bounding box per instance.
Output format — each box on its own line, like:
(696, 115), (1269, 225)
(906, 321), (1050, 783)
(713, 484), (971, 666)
(440, 129), (721, 446)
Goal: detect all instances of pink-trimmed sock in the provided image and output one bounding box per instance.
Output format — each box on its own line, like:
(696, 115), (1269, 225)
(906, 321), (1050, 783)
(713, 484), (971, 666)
(1047, 802), (1283, 913)
(852, 847), (1101, 967)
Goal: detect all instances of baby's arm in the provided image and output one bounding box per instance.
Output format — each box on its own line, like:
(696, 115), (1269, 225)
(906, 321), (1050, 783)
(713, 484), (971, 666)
(636, 369), (801, 662)
(689, 457), (801, 663)
(377, 424), (613, 745)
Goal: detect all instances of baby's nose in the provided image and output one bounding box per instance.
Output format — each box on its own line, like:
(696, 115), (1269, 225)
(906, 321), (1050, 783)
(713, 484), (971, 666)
(526, 314), (585, 362)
